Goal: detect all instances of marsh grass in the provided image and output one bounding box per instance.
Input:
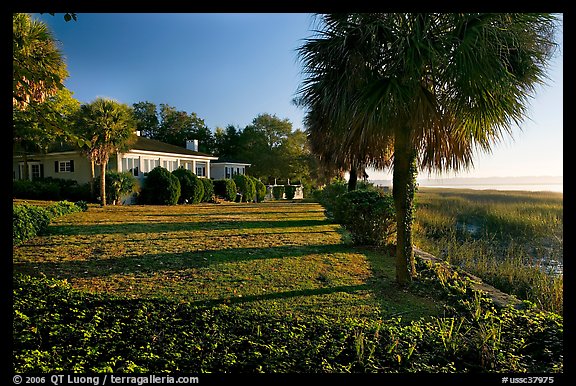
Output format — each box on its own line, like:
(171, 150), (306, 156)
(413, 188), (563, 314)
(13, 201), (444, 322)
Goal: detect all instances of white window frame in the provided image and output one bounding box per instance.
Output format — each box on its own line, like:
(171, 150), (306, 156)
(58, 160), (72, 173)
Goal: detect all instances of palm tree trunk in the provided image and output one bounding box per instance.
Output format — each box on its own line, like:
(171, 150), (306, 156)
(392, 128), (418, 285)
(100, 161), (107, 206)
(348, 165), (358, 191)
(89, 159), (95, 199)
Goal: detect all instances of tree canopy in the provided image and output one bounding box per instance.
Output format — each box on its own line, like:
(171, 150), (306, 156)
(296, 13), (559, 284)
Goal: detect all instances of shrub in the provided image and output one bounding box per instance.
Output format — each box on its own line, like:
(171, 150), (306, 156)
(140, 166), (181, 205)
(284, 185), (297, 200)
(13, 201), (87, 245)
(95, 172), (138, 205)
(46, 200), (85, 217)
(13, 204), (51, 245)
(333, 189), (396, 246)
(172, 168), (203, 204)
(213, 179), (237, 201)
(272, 185), (285, 200)
(313, 179), (348, 217)
(251, 177), (266, 203)
(13, 177), (95, 202)
(233, 174), (255, 202)
(200, 178), (214, 202)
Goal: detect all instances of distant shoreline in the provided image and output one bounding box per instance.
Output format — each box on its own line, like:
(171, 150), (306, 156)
(369, 176), (564, 193)
(369, 176), (563, 193)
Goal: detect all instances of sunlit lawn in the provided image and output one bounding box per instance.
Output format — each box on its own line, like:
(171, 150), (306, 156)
(13, 201), (445, 322)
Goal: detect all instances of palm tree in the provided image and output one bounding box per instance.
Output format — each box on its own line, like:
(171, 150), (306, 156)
(75, 98), (136, 206)
(13, 13), (68, 110)
(296, 13), (558, 284)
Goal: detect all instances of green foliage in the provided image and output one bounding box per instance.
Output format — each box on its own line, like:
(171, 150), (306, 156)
(284, 185), (297, 200)
(140, 166), (181, 205)
(200, 178), (214, 202)
(13, 267), (563, 373)
(13, 201), (87, 245)
(233, 174), (255, 202)
(333, 190), (396, 246)
(13, 204), (51, 245)
(13, 178), (92, 202)
(213, 179), (237, 201)
(312, 179), (348, 216)
(251, 177), (266, 203)
(272, 185), (285, 200)
(95, 172), (138, 205)
(172, 168), (203, 204)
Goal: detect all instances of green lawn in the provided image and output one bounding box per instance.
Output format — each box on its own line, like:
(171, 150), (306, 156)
(13, 201), (445, 322)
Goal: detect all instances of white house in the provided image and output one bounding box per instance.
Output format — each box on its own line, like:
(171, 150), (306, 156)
(210, 159), (252, 180)
(13, 135), (222, 185)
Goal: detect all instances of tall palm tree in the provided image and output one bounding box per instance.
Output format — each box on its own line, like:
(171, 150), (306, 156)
(13, 13), (68, 110)
(75, 98), (136, 206)
(296, 13), (558, 284)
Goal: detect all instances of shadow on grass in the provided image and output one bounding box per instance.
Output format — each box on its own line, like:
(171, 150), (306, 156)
(47, 219), (333, 235)
(187, 284), (370, 308)
(13, 243), (351, 279)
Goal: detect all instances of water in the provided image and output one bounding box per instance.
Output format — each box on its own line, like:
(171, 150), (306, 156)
(418, 183), (563, 193)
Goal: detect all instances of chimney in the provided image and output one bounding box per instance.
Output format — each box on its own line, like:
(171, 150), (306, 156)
(186, 139), (199, 152)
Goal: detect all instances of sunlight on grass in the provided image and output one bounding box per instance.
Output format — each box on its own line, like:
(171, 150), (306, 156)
(13, 202), (444, 322)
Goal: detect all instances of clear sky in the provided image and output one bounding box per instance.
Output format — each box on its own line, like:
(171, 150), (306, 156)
(35, 13), (563, 180)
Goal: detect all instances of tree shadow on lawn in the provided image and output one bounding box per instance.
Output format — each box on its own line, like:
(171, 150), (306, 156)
(13, 243), (350, 279)
(47, 219), (333, 235)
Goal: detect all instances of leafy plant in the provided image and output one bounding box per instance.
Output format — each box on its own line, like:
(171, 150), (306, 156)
(200, 178), (214, 202)
(284, 185), (296, 200)
(213, 179), (237, 201)
(233, 174), (255, 202)
(272, 185), (284, 200)
(140, 166), (181, 205)
(172, 167), (203, 204)
(333, 189), (396, 246)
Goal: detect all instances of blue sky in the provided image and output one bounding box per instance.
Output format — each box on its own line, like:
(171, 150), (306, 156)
(36, 13), (563, 180)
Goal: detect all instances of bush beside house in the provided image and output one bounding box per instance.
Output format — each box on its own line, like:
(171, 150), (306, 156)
(140, 166), (181, 205)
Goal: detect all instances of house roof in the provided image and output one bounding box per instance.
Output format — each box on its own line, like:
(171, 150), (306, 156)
(211, 157), (251, 166)
(128, 136), (216, 158)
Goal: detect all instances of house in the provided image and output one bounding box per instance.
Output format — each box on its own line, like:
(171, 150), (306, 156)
(12, 133), (249, 187)
(210, 158), (251, 180)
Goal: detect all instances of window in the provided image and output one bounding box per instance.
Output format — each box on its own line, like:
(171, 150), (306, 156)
(31, 164), (41, 179)
(225, 167), (231, 179)
(122, 157), (140, 176)
(196, 162), (206, 177)
(54, 160), (74, 174)
(56, 160), (73, 173)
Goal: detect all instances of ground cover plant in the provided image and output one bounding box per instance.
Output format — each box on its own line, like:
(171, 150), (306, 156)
(13, 199), (563, 373)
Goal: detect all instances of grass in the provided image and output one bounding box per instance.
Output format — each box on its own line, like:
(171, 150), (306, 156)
(13, 201), (444, 322)
(412, 188), (563, 314)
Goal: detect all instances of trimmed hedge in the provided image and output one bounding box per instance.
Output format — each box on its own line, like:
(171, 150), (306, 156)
(13, 178), (92, 202)
(272, 185), (285, 200)
(214, 179), (237, 201)
(333, 189), (396, 246)
(13, 201), (88, 245)
(284, 185), (296, 200)
(172, 168), (203, 204)
(251, 177), (266, 203)
(233, 174), (255, 202)
(200, 178), (214, 202)
(140, 166), (181, 205)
